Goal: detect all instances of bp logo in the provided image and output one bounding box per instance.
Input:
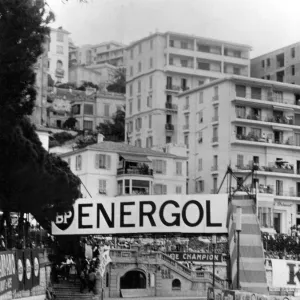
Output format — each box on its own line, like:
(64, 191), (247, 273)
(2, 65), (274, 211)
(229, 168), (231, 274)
(54, 207), (74, 231)
(17, 259), (23, 282)
(34, 257), (39, 277)
(26, 259), (31, 280)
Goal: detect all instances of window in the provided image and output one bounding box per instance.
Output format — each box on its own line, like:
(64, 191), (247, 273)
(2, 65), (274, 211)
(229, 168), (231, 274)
(198, 158), (202, 171)
(213, 155), (218, 170)
(181, 41), (188, 49)
(130, 49), (133, 59)
(135, 139), (142, 147)
(95, 154), (111, 170)
(154, 184), (167, 195)
(139, 44), (142, 54)
(153, 160), (167, 174)
(214, 86), (219, 97)
(181, 59), (188, 67)
(84, 104), (93, 115)
(176, 186), (182, 194)
(146, 136), (153, 148)
(236, 106), (246, 118)
(198, 111), (203, 123)
(267, 58), (271, 67)
(138, 80), (141, 93)
(276, 180), (283, 196)
(184, 134), (189, 149)
(196, 180), (204, 192)
(198, 80), (204, 86)
(292, 65), (295, 76)
(237, 154), (244, 167)
(149, 76), (153, 89)
(150, 39), (153, 50)
(56, 45), (63, 54)
(99, 180), (107, 195)
(147, 94), (152, 107)
(57, 32), (64, 42)
(169, 57), (174, 65)
(149, 57), (153, 68)
(297, 204), (300, 215)
(250, 127), (262, 138)
(72, 104), (81, 115)
(212, 126), (218, 140)
(261, 60), (265, 68)
(291, 47), (295, 58)
(266, 75), (270, 80)
(135, 118), (142, 130)
(233, 67), (240, 75)
(83, 120), (93, 130)
(75, 155), (82, 170)
(104, 104), (110, 117)
(185, 96), (189, 109)
(169, 40), (174, 47)
(137, 97), (141, 111)
(198, 131), (203, 143)
(130, 66), (133, 76)
(199, 91), (203, 104)
(235, 85), (246, 98)
(138, 61), (142, 72)
(198, 62), (210, 70)
(251, 87), (261, 100)
(129, 84), (133, 97)
(129, 101), (132, 115)
(149, 115), (152, 128)
(67, 158), (71, 166)
(176, 162), (182, 175)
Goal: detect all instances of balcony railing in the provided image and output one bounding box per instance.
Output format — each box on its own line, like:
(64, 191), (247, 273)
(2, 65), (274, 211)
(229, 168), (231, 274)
(165, 123), (174, 131)
(117, 168), (153, 176)
(166, 84), (181, 91)
(212, 136), (219, 143)
(235, 134), (296, 146)
(235, 163), (294, 174)
(165, 103), (178, 110)
(236, 114), (295, 126)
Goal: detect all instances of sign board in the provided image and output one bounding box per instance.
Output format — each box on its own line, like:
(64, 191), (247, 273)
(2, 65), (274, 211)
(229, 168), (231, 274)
(0, 251), (17, 296)
(51, 194), (228, 235)
(272, 259), (300, 288)
(167, 252), (222, 262)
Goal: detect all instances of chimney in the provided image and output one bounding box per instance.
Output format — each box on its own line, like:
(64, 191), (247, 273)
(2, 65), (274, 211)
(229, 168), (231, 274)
(97, 133), (104, 143)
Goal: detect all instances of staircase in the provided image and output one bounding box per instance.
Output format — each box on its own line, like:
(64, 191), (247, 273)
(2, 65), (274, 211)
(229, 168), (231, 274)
(53, 280), (93, 300)
(228, 194), (268, 294)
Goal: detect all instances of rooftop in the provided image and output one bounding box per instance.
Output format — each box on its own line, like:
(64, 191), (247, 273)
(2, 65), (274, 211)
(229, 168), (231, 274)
(60, 141), (186, 159)
(178, 75), (300, 97)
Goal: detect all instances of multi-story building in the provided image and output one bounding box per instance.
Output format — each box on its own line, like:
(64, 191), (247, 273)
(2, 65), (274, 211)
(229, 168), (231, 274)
(68, 65), (103, 87)
(60, 136), (187, 197)
(48, 27), (70, 83)
(251, 42), (300, 84)
(125, 31), (251, 148)
(47, 87), (125, 130)
(177, 75), (300, 234)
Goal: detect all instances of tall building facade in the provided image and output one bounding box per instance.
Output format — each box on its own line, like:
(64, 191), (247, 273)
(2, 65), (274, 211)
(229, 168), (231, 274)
(177, 75), (300, 234)
(251, 42), (300, 84)
(48, 27), (70, 83)
(60, 138), (187, 197)
(125, 31), (251, 148)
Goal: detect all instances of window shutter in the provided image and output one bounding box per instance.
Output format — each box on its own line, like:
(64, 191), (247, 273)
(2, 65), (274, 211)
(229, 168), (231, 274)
(163, 161), (167, 174)
(95, 154), (99, 169)
(163, 185), (167, 194)
(106, 155), (111, 170)
(79, 155), (82, 170)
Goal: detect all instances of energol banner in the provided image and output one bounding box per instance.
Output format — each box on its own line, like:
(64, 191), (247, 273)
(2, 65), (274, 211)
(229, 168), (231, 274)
(51, 194), (228, 235)
(272, 259), (300, 288)
(167, 252), (222, 262)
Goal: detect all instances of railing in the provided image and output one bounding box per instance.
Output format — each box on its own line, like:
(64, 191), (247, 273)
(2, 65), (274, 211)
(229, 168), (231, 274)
(236, 114), (295, 125)
(235, 163), (294, 174)
(212, 136), (219, 143)
(165, 102), (178, 110)
(235, 134), (296, 146)
(117, 168), (153, 176)
(165, 123), (174, 130)
(166, 84), (181, 91)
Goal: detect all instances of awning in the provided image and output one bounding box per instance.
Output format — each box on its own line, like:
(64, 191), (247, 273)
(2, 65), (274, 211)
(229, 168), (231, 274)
(120, 154), (151, 163)
(273, 105), (294, 112)
(272, 125), (293, 132)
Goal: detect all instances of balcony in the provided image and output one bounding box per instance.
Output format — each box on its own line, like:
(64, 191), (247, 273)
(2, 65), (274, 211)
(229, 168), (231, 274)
(212, 136), (219, 143)
(166, 84), (181, 91)
(165, 103), (178, 110)
(117, 167), (153, 177)
(165, 123), (174, 131)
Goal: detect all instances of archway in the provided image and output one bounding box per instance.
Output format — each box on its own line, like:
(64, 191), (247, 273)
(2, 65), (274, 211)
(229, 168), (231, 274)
(120, 270), (146, 289)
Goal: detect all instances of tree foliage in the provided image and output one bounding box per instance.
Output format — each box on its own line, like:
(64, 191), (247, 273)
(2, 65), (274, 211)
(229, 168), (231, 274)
(97, 108), (125, 142)
(0, 0), (81, 233)
(63, 117), (77, 129)
(106, 67), (126, 94)
(77, 81), (99, 91)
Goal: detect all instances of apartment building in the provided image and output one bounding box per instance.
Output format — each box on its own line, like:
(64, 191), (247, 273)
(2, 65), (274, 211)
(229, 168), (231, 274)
(177, 75), (300, 234)
(251, 42), (300, 84)
(60, 136), (187, 197)
(48, 27), (70, 83)
(47, 87), (125, 131)
(125, 31), (251, 149)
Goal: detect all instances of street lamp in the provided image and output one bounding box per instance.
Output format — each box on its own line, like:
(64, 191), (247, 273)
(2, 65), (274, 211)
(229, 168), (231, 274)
(236, 207), (242, 290)
(212, 234), (216, 288)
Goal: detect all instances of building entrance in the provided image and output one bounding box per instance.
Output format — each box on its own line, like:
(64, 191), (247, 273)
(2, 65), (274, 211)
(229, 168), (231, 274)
(120, 270), (146, 289)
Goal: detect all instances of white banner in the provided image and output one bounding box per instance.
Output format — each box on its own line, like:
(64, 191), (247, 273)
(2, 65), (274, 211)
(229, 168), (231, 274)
(51, 194), (228, 235)
(272, 259), (300, 287)
(97, 250), (112, 278)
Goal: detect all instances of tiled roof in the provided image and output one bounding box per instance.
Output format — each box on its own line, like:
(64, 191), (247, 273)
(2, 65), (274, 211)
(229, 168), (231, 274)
(87, 142), (180, 158)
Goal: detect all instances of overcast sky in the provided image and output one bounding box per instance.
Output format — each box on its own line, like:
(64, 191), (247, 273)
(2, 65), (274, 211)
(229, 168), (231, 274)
(47, 0), (300, 58)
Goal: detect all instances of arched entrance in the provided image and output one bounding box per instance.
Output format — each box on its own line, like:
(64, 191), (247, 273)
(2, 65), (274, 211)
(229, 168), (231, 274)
(120, 270), (146, 289)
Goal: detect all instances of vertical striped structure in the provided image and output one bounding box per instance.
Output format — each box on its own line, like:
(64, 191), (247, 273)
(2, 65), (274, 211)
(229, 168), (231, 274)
(228, 195), (269, 294)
